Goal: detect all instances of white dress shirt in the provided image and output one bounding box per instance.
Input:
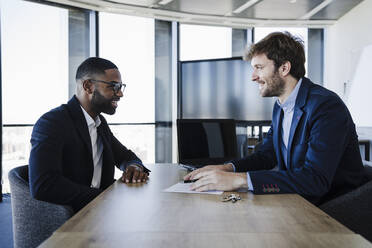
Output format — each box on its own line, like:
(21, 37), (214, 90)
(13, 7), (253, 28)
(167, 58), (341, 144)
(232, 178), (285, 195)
(80, 106), (104, 189)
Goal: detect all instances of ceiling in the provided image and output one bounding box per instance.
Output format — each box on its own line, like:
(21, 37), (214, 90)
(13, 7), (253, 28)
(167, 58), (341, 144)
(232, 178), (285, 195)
(46, 0), (364, 28)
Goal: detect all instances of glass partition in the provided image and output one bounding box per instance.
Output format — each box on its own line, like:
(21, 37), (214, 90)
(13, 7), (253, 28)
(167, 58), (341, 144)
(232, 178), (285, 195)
(0, 0), (68, 193)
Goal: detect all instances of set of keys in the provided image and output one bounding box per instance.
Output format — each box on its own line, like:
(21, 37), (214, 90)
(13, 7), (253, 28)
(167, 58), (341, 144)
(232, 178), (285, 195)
(222, 193), (241, 203)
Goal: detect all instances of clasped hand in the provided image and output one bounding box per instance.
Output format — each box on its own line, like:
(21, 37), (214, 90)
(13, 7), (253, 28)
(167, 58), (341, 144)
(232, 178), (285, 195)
(121, 164), (149, 183)
(183, 164), (247, 191)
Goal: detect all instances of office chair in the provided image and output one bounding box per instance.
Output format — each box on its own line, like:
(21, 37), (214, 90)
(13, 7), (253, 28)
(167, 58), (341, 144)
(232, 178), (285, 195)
(319, 163), (372, 242)
(8, 165), (74, 248)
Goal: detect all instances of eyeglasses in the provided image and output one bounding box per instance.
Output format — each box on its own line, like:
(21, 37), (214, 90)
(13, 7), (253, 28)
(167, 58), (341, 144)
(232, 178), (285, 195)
(89, 79), (126, 94)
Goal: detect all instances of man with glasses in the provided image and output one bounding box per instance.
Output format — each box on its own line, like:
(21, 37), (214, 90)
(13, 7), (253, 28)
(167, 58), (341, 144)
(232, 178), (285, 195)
(29, 57), (149, 212)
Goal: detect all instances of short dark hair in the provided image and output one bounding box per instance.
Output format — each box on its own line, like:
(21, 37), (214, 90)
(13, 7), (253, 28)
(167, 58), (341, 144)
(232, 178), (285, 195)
(244, 32), (306, 80)
(75, 57), (118, 81)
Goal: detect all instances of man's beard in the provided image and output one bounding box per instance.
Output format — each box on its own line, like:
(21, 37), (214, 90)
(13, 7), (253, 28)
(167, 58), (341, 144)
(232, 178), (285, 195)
(260, 70), (285, 97)
(91, 89), (117, 115)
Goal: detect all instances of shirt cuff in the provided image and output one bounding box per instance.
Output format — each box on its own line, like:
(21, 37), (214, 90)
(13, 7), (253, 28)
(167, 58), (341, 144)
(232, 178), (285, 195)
(247, 172), (254, 191)
(226, 162), (236, 172)
(120, 160), (144, 171)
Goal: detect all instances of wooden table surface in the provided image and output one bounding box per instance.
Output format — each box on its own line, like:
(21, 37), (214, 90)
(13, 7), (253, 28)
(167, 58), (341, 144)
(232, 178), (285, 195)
(40, 164), (372, 247)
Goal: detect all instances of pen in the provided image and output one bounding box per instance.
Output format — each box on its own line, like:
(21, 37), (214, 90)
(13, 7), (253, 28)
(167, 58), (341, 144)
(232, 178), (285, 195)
(183, 179), (198, 183)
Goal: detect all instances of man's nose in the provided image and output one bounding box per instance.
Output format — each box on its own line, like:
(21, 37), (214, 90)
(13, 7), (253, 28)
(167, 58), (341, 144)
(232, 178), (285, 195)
(252, 70), (258, 81)
(116, 89), (124, 97)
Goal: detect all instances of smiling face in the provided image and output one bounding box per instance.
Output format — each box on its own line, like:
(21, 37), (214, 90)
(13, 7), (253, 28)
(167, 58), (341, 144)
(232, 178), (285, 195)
(90, 68), (123, 115)
(251, 53), (285, 98)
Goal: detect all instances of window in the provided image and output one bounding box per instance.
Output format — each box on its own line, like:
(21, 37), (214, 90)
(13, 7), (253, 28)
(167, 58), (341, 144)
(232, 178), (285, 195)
(180, 24), (232, 61)
(1, 0), (68, 124)
(110, 125), (155, 163)
(99, 13), (155, 174)
(1, 0), (68, 193)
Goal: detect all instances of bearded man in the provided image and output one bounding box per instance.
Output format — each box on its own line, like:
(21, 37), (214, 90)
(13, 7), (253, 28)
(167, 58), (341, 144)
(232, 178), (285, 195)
(29, 57), (149, 212)
(184, 32), (367, 205)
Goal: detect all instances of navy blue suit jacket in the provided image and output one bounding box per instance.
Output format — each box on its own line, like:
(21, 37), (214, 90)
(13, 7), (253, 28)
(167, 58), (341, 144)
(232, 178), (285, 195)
(232, 78), (366, 205)
(29, 96), (145, 212)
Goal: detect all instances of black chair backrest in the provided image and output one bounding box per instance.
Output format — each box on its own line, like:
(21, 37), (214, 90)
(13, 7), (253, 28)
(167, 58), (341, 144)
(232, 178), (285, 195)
(319, 164), (372, 242)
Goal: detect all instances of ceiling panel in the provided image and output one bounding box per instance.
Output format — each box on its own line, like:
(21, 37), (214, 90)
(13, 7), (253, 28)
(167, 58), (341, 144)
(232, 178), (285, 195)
(149, 0), (364, 21)
(47, 0), (365, 27)
(160, 0), (248, 16)
(104, 0), (157, 6)
(311, 0), (364, 20)
(236, 0), (325, 20)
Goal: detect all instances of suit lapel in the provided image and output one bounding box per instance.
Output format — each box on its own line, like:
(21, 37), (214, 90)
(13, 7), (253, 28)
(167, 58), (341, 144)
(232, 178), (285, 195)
(76, 120), (93, 156)
(97, 116), (112, 157)
(97, 116), (115, 188)
(272, 103), (284, 169)
(97, 122), (111, 158)
(286, 107), (303, 168)
(286, 78), (310, 169)
(66, 96), (92, 156)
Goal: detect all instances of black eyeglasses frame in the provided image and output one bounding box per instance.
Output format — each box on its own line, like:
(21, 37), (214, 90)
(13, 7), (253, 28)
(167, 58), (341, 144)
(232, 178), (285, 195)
(89, 79), (126, 94)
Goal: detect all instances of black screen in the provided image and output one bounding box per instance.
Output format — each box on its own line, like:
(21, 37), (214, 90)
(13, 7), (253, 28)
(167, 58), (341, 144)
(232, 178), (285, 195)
(177, 119), (238, 165)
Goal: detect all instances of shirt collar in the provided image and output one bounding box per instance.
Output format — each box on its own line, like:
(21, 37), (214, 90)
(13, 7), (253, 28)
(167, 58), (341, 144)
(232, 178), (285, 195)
(277, 78), (302, 112)
(80, 106), (101, 128)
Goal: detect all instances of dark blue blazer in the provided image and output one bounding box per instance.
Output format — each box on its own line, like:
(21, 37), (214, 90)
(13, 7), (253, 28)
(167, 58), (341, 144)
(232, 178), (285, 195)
(232, 78), (366, 204)
(29, 96), (144, 211)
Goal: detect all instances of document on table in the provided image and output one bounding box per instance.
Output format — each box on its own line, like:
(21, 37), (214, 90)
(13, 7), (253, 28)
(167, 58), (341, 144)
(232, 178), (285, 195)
(163, 182), (223, 195)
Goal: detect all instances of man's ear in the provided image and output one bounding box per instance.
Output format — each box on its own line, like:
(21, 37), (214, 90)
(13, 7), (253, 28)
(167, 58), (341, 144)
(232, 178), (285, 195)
(279, 61), (291, 77)
(82, 79), (94, 94)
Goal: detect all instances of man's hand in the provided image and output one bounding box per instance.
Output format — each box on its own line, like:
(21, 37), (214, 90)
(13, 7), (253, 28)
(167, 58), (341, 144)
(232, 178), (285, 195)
(121, 164), (149, 183)
(183, 164), (247, 192)
(183, 163), (234, 181)
(191, 171), (247, 192)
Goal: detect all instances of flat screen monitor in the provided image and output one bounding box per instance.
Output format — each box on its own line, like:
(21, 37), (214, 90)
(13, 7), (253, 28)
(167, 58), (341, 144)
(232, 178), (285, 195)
(180, 57), (275, 121)
(177, 119), (238, 166)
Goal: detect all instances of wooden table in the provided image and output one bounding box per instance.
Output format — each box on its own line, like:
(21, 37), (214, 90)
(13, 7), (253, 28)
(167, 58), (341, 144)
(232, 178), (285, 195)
(40, 164), (372, 247)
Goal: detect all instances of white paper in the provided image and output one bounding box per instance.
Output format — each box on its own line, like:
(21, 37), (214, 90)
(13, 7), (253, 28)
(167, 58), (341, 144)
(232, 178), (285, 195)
(163, 182), (223, 195)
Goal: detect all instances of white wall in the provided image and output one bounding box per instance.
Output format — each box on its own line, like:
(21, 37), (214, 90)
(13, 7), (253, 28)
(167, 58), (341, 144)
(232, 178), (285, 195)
(324, 0), (372, 126)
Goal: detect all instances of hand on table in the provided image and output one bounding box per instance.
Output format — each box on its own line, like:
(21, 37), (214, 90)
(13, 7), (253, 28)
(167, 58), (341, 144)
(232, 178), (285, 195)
(121, 164), (149, 183)
(183, 163), (234, 181)
(184, 164), (247, 191)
